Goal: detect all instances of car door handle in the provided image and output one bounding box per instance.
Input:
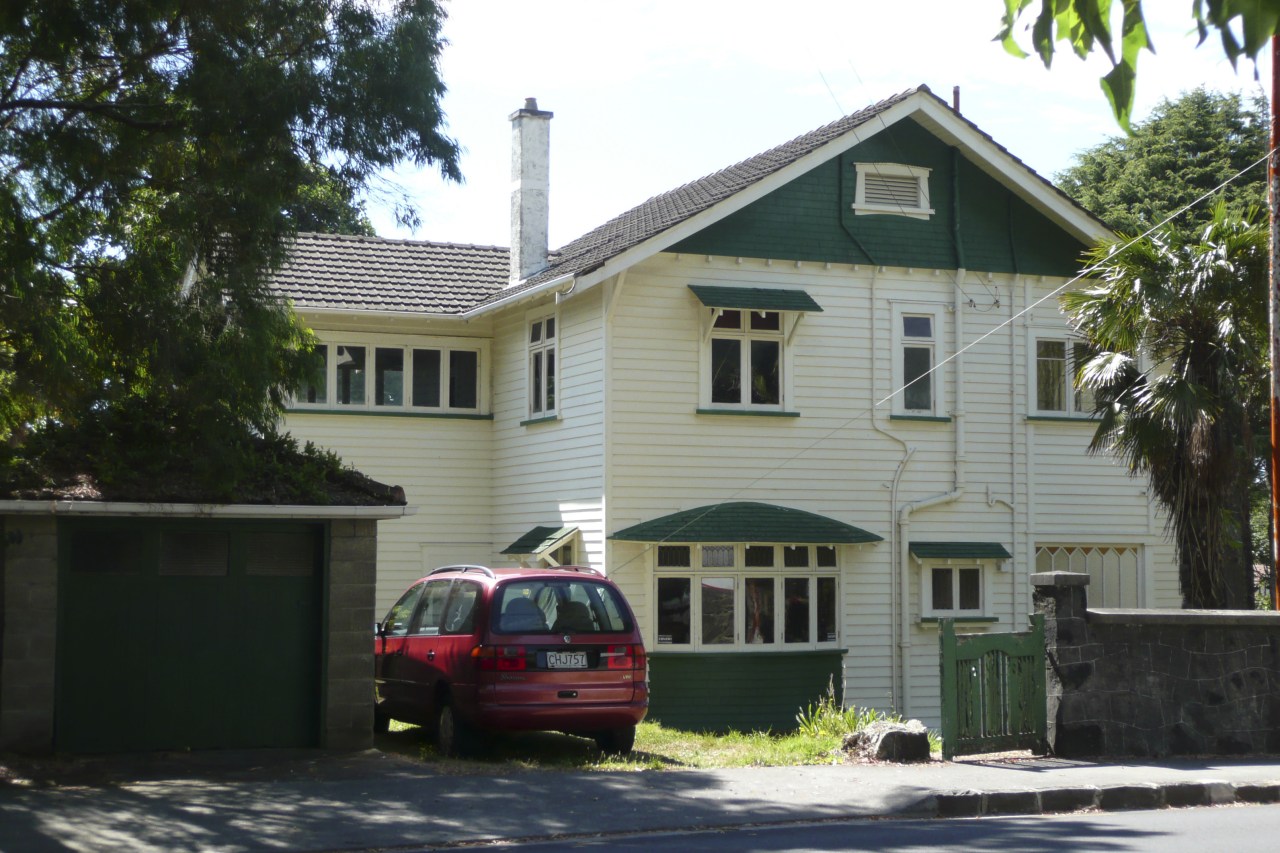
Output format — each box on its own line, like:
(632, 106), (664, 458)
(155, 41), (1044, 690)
(427, 650), (436, 661)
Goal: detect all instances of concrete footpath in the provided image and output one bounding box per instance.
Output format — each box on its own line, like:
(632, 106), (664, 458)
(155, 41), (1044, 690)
(1, 749), (1279, 852)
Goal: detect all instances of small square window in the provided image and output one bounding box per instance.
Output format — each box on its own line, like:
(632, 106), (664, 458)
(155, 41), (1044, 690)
(658, 545), (691, 568)
(783, 546), (810, 568)
(745, 545), (775, 567)
(816, 546), (837, 568)
(924, 564), (985, 618)
(701, 545), (734, 568)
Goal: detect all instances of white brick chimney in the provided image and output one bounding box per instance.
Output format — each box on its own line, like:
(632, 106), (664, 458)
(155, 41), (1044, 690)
(509, 97), (553, 284)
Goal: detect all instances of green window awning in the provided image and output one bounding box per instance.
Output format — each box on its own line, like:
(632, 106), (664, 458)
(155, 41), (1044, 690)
(688, 285), (823, 313)
(610, 502), (880, 544)
(501, 525), (577, 555)
(909, 542), (1012, 560)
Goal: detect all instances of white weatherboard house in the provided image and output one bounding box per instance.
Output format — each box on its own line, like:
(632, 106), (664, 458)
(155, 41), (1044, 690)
(274, 87), (1174, 730)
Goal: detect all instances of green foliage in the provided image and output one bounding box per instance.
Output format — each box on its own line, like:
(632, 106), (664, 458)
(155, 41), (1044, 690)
(794, 678), (941, 752)
(1056, 88), (1268, 239)
(997, 1), (1279, 131)
(1064, 203), (1268, 607)
(0, 1), (460, 499)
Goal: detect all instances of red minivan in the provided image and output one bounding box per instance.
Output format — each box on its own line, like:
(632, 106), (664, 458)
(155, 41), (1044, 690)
(374, 565), (648, 755)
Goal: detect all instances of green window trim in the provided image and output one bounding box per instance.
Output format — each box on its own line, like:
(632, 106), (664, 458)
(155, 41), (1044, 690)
(289, 408), (492, 421)
(1026, 415), (1100, 424)
(889, 414), (952, 423)
(519, 415), (560, 427)
(688, 284), (823, 313)
(920, 616), (1000, 624)
(696, 408), (801, 418)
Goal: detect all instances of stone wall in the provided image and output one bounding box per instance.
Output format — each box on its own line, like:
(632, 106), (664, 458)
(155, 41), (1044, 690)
(0, 516), (59, 753)
(323, 518), (379, 750)
(1033, 571), (1280, 757)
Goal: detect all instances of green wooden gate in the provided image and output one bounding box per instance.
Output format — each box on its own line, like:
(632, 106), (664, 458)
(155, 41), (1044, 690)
(938, 615), (1047, 759)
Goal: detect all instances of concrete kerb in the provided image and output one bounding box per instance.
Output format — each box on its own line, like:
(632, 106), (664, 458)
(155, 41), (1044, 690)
(929, 780), (1280, 818)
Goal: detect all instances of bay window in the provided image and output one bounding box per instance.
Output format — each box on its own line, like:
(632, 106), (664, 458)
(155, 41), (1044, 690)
(292, 340), (484, 414)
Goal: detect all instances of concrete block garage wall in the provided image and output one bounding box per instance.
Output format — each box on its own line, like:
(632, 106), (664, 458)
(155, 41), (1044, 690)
(1034, 572), (1280, 757)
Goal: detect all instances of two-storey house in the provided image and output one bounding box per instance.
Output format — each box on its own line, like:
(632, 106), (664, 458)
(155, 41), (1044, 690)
(274, 86), (1174, 730)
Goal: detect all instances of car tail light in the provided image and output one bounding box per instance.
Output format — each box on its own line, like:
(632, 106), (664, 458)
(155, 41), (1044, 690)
(472, 645), (527, 671)
(603, 644), (646, 671)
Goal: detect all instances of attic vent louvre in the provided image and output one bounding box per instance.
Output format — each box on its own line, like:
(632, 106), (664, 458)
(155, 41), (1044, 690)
(863, 174), (921, 207)
(852, 162), (934, 220)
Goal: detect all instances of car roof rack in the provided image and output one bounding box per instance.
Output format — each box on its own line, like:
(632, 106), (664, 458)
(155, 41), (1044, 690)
(546, 565), (602, 576)
(429, 565), (496, 578)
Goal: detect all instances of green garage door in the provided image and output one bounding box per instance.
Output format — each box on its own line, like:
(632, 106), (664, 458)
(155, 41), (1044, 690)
(56, 519), (324, 753)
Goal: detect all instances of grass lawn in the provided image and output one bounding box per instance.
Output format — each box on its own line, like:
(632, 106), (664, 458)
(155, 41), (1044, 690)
(376, 720), (848, 772)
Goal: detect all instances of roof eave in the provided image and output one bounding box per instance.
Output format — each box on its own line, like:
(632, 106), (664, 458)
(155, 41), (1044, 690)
(0, 500), (417, 520)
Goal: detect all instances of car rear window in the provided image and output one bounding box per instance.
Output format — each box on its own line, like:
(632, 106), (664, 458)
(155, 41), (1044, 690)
(493, 579), (633, 635)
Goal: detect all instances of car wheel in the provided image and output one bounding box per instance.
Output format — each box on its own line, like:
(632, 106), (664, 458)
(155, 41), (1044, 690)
(436, 700), (473, 757)
(594, 725), (636, 756)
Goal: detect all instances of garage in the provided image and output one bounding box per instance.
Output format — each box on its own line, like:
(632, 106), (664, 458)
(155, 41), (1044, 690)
(56, 518), (324, 753)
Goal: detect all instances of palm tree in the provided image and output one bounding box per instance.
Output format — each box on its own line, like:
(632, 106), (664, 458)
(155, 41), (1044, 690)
(1062, 203), (1268, 609)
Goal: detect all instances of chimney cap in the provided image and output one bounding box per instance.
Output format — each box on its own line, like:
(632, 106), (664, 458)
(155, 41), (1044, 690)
(510, 97), (554, 121)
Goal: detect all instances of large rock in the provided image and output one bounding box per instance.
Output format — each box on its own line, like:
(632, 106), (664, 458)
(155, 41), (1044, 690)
(843, 719), (931, 762)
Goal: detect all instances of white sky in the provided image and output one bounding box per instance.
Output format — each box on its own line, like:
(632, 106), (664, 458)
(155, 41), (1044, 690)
(367, 0), (1271, 249)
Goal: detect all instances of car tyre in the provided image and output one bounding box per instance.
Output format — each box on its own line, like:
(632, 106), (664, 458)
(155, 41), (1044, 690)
(594, 725), (636, 756)
(436, 699), (473, 757)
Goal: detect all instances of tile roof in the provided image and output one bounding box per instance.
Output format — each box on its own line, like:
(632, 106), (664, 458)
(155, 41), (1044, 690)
(484, 86), (923, 306)
(274, 84), (1101, 317)
(271, 232), (510, 314)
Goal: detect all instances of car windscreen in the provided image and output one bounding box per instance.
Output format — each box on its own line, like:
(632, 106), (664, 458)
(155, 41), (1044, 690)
(493, 579), (633, 635)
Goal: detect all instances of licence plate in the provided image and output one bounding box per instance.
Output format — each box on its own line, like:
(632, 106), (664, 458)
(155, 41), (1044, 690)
(546, 651), (588, 669)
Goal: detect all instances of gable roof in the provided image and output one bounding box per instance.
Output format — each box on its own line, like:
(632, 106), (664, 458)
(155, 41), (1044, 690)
(273, 85), (1108, 318)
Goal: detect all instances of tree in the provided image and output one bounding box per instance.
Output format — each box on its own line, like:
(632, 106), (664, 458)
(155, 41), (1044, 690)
(1063, 204), (1268, 608)
(0, 1), (460, 500)
(997, 0), (1280, 130)
(1056, 88), (1268, 239)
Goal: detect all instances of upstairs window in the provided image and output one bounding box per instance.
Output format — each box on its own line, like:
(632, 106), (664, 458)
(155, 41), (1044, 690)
(1035, 338), (1096, 416)
(852, 163), (933, 220)
(528, 315), (557, 418)
(893, 308), (942, 416)
(708, 309), (784, 409)
(292, 341), (484, 414)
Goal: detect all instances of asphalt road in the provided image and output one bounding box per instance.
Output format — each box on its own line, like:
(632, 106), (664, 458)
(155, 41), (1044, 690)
(471, 803), (1280, 853)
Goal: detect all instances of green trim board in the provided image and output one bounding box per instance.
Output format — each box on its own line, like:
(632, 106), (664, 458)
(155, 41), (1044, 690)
(688, 284), (823, 313)
(646, 650), (844, 732)
(889, 414), (952, 423)
(910, 542), (1012, 560)
(610, 501), (882, 544)
(501, 525), (577, 556)
(695, 408), (800, 418)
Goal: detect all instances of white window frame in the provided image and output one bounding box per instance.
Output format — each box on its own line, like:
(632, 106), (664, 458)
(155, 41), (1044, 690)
(289, 335), (488, 414)
(919, 560), (989, 620)
(699, 307), (792, 412)
(851, 162), (934, 220)
(652, 544), (841, 652)
(892, 304), (945, 416)
(527, 312), (558, 419)
(1031, 334), (1096, 417)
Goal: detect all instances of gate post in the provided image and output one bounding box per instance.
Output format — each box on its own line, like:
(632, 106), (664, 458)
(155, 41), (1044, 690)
(938, 618), (958, 760)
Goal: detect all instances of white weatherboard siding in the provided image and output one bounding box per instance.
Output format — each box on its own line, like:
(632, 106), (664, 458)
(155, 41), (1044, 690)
(282, 318), (498, 613)
(602, 254), (1174, 726)
(282, 411), (494, 615)
(490, 286), (607, 569)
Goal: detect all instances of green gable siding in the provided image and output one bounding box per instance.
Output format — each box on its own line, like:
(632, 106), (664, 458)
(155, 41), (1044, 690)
(647, 651), (844, 732)
(671, 118), (1088, 277)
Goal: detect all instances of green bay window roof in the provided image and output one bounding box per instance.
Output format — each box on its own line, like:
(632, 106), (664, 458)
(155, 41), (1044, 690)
(501, 525), (577, 555)
(610, 501), (880, 544)
(688, 285), (823, 313)
(909, 542), (1012, 560)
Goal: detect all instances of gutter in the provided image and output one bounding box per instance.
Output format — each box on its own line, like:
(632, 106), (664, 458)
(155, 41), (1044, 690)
(0, 500), (416, 520)
(461, 273), (577, 320)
